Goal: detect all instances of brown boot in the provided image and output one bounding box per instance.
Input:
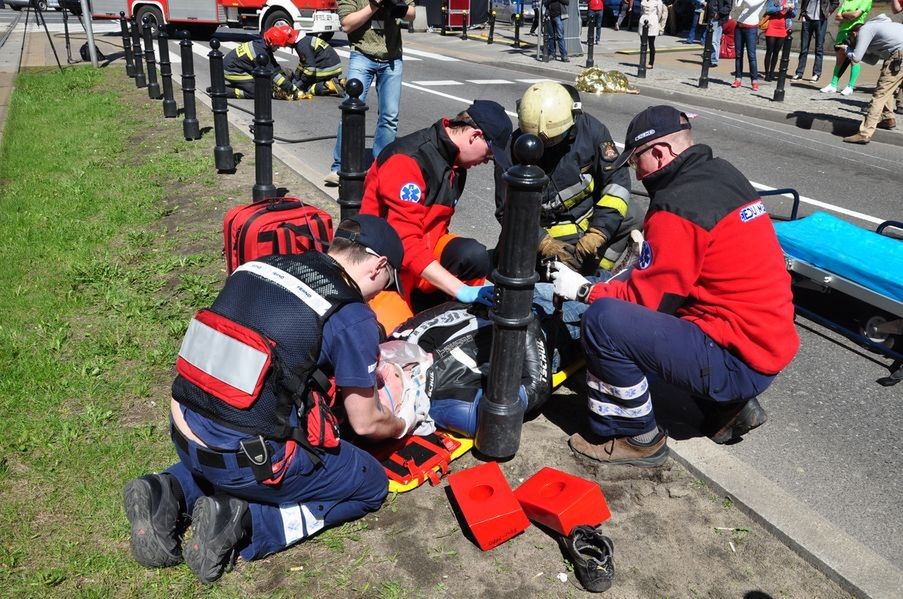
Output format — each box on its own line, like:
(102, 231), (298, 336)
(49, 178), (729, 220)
(877, 118), (896, 130)
(706, 397), (768, 445)
(568, 428), (668, 467)
(843, 133), (871, 144)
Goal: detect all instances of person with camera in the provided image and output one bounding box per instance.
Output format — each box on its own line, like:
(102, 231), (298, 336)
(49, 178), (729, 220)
(324, 0), (415, 186)
(223, 25), (304, 100)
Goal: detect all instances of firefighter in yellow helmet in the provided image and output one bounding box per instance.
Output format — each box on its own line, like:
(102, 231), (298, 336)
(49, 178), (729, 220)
(494, 82), (641, 274)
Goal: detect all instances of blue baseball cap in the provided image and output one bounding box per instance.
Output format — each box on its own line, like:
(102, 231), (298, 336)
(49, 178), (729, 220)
(335, 215), (405, 294)
(467, 99), (513, 170)
(607, 105), (692, 171)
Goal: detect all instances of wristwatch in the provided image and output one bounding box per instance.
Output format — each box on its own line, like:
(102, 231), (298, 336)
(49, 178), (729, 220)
(576, 283), (592, 303)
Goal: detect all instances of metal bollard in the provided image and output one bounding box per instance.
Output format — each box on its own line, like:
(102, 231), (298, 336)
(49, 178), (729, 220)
(638, 21), (648, 78)
(513, 12), (521, 48)
(461, 10), (469, 40)
(142, 17), (162, 99)
(586, 15), (595, 68)
(252, 54), (277, 201)
(179, 31), (201, 140)
(119, 12), (135, 77)
(158, 28), (177, 118)
(131, 18), (147, 88)
(476, 134), (547, 460)
(773, 33), (794, 102)
(441, 2), (447, 36)
(208, 39), (235, 172)
(488, 9), (495, 44)
(338, 79), (369, 220)
(699, 21), (714, 89)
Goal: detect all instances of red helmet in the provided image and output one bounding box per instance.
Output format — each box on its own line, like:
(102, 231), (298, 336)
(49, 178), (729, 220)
(263, 25), (298, 48)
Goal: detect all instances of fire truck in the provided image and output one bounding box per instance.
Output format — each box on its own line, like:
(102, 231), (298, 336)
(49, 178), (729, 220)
(90, 0), (341, 38)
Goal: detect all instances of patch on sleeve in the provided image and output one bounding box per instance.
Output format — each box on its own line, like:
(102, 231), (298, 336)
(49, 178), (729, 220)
(601, 141), (619, 161)
(638, 240), (653, 269)
(739, 201), (767, 223)
(400, 182), (422, 203)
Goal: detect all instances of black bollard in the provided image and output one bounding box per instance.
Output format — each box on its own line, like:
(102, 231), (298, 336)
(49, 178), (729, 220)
(699, 21), (714, 89)
(461, 10), (469, 40)
(441, 2), (447, 36)
(773, 32), (794, 102)
(338, 79), (369, 220)
(513, 12), (521, 48)
(586, 15), (595, 68)
(208, 39), (235, 172)
(252, 54), (277, 201)
(180, 31), (201, 140)
(475, 134), (547, 460)
(638, 21), (648, 78)
(142, 17), (162, 99)
(158, 28), (177, 118)
(120, 12), (135, 77)
(131, 18), (147, 88)
(488, 9), (495, 44)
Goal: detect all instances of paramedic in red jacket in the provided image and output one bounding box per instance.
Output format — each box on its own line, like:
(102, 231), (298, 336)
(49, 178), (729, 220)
(360, 100), (512, 311)
(551, 105), (799, 467)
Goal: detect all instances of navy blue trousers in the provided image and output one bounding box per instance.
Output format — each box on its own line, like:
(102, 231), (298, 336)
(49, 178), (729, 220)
(580, 298), (775, 438)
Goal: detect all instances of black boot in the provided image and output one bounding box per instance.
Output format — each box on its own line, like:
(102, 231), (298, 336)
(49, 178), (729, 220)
(123, 473), (185, 567)
(184, 495), (249, 584)
(706, 397), (768, 444)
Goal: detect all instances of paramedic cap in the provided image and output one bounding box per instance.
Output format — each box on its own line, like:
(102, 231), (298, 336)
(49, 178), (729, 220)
(335, 215), (405, 293)
(606, 105), (692, 172)
(467, 99), (513, 170)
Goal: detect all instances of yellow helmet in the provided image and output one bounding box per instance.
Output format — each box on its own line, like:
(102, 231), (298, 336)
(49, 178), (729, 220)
(517, 82), (579, 145)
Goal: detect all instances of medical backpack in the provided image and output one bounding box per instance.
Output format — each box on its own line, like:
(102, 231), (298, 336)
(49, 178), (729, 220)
(223, 197), (333, 274)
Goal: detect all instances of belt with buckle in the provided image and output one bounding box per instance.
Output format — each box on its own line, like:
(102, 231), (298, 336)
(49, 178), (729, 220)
(171, 423), (273, 482)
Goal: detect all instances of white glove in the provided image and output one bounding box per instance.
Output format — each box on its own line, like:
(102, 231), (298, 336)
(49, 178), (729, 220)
(394, 389), (417, 438)
(551, 261), (591, 301)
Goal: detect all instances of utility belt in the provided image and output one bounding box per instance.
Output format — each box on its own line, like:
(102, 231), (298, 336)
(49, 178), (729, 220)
(170, 422), (286, 485)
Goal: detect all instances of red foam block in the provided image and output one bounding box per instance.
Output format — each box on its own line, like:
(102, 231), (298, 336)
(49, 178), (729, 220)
(513, 467), (611, 536)
(447, 462), (530, 551)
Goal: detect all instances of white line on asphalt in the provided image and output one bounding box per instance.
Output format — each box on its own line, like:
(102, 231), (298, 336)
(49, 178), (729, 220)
(466, 79), (514, 84)
(404, 47), (459, 61)
(411, 80), (463, 86)
(402, 82), (518, 118)
(516, 78), (560, 83)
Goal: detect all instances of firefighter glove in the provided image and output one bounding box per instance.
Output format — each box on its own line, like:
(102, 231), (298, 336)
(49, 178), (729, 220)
(575, 228), (608, 263)
(551, 261), (591, 301)
(539, 235), (581, 270)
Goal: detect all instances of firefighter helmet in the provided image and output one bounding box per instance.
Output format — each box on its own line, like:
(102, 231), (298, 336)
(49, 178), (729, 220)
(263, 25), (299, 48)
(516, 82), (580, 146)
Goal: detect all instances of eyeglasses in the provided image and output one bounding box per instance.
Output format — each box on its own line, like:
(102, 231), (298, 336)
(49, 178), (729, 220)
(627, 141), (677, 168)
(364, 247), (397, 290)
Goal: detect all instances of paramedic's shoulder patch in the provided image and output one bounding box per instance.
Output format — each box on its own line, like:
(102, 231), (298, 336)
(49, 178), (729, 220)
(601, 141), (619, 161)
(739, 201), (767, 223)
(638, 240), (653, 269)
(400, 182), (422, 203)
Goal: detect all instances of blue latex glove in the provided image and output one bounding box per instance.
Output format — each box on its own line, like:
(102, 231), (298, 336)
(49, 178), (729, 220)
(455, 284), (495, 307)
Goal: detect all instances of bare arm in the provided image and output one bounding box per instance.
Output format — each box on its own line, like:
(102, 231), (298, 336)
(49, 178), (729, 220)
(894, 0), (902, 13)
(420, 260), (467, 298)
(341, 0), (380, 34)
(342, 386), (407, 439)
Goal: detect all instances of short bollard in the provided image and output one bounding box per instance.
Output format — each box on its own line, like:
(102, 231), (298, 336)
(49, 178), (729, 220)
(208, 39), (235, 172)
(119, 12), (135, 77)
(441, 2), (448, 36)
(131, 18), (147, 88)
(699, 21), (714, 89)
(513, 12), (521, 48)
(158, 28), (177, 118)
(586, 16), (595, 68)
(773, 32), (794, 102)
(638, 21), (648, 78)
(487, 9), (495, 44)
(461, 10), (469, 40)
(252, 54), (277, 201)
(338, 79), (369, 221)
(476, 134), (547, 460)
(180, 31), (201, 140)
(142, 17), (162, 99)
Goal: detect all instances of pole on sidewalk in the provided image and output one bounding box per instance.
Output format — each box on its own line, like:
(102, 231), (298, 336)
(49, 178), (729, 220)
(476, 134), (546, 460)
(208, 38), (235, 172)
(120, 11), (135, 77)
(699, 21), (714, 89)
(638, 21), (648, 79)
(441, 2), (448, 36)
(586, 15), (595, 68)
(513, 12), (521, 49)
(773, 32), (794, 102)
(77, 0), (98, 67)
(142, 17), (162, 99)
(338, 79), (369, 221)
(180, 31), (201, 140)
(461, 10), (469, 40)
(158, 29), (178, 118)
(131, 17), (147, 88)
(487, 9), (495, 44)
(252, 54), (277, 201)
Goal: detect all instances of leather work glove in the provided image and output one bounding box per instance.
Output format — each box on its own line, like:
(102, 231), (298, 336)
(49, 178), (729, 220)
(575, 227), (608, 264)
(551, 261), (591, 301)
(293, 89), (313, 100)
(455, 284), (495, 307)
(538, 235), (581, 270)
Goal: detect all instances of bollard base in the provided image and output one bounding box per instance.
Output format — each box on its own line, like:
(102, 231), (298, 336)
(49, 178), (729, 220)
(183, 119), (201, 140)
(475, 398), (524, 460)
(252, 184), (277, 201)
(126, 65), (136, 78)
(214, 146), (235, 172)
(163, 100), (177, 118)
(148, 83), (162, 100)
(135, 74), (147, 89)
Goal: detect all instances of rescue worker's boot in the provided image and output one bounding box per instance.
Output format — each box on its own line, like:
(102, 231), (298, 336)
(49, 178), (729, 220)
(568, 426), (669, 467)
(705, 397), (768, 444)
(123, 473), (185, 568)
(184, 495), (249, 584)
(328, 77), (345, 96)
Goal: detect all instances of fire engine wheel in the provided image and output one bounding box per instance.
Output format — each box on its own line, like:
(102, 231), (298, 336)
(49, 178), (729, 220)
(262, 9), (293, 33)
(134, 5), (165, 39)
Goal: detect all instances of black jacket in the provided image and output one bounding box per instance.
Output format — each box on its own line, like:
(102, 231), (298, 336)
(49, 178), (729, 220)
(707, 0), (732, 20)
(543, 0), (569, 19)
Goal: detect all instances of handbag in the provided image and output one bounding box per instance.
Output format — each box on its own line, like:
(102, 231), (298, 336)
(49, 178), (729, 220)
(758, 14), (769, 30)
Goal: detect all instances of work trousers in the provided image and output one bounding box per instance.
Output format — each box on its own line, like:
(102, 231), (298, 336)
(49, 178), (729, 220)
(581, 298), (775, 438)
(859, 51), (903, 138)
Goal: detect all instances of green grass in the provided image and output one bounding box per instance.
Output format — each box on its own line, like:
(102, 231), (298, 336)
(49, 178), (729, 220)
(0, 66), (232, 597)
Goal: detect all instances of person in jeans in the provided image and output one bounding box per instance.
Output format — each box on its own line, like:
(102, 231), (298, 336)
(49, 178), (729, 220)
(707, 0), (733, 66)
(792, 0), (839, 81)
(325, 0), (416, 186)
(763, 0), (797, 81)
(589, 0), (604, 42)
(687, 0), (707, 43)
(732, 0), (768, 91)
(543, 0), (570, 61)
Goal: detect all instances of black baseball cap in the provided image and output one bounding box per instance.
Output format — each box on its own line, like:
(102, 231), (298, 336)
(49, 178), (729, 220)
(467, 99), (513, 170)
(334, 215), (405, 294)
(606, 105), (692, 171)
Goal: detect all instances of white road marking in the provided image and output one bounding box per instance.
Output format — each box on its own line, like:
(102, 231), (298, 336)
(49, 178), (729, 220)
(410, 80), (463, 86)
(516, 78), (560, 83)
(402, 82), (518, 118)
(466, 79), (514, 84)
(404, 47), (459, 61)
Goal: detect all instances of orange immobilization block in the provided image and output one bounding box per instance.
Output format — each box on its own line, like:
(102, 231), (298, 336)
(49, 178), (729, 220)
(447, 462), (530, 551)
(514, 467), (611, 536)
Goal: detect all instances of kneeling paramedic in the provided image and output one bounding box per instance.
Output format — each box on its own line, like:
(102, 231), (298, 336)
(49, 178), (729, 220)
(360, 100), (513, 312)
(224, 25), (304, 100)
(494, 82), (640, 276)
(291, 25), (346, 97)
(123, 216), (425, 583)
(550, 105), (799, 467)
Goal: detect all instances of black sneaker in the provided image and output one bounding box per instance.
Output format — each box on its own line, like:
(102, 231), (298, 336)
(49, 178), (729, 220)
(560, 525), (614, 593)
(123, 474), (184, 568)
(706, 397), (768, 444)
(184, 495), (249, 584)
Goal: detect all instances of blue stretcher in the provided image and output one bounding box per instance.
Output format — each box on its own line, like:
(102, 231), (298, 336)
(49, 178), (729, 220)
(765, 189), (903, 386)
